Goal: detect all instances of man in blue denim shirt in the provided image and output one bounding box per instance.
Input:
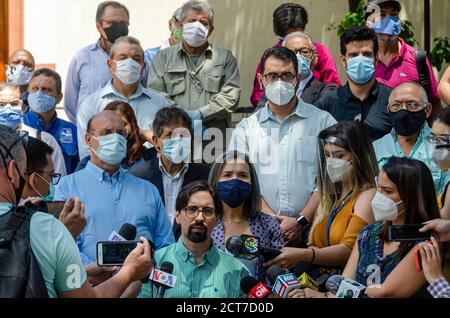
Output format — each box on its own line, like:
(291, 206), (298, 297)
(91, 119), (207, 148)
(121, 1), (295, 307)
(55, 110), (175, 265)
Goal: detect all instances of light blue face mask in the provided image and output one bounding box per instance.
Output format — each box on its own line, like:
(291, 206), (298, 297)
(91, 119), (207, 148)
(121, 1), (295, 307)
(91, 133), (127, 165)
(28, 91), (56, 113)
(0, 105), (22, 129)
(297, 54), (312, 79)
(33, 173), (55, 202)
(162, 138), (191, 164)
(346, 56), (375, 84)
(368, 16), (401, 36)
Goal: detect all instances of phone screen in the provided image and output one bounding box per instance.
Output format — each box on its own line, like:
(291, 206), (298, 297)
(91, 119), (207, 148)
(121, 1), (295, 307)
(97, 241), (138, 266)
(388, 224), (431, 242)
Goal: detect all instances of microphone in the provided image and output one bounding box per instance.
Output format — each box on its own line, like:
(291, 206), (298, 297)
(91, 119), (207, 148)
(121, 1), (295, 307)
(225, 235), (281, 261)
(297, 272), (318, 291)
(326, 275), (344, 294)
(108, 223), (137, 241)
(267, 265), (301, 298)
(152, 261), (176, 298)
(240, 276), (271, 299)
(327, 275), (367, 298)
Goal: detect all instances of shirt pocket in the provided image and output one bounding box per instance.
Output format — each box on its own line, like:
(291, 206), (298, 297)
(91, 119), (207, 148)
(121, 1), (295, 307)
(296, 136), (317, 165)
(163, 70), (186, 97)
(202, 66), (225, 94)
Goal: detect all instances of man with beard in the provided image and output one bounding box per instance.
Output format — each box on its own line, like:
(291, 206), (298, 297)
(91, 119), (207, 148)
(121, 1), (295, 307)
(139, 180), (250, 298)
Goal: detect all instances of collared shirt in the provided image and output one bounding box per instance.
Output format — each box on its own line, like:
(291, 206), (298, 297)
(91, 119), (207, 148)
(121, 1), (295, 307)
(375, 37), (440, 102)
(144, 38), (171, 65)
(64, 39), (149, 124)
(0, 203), (87, 298)
(373, 124), (450, 194)
(428, 277), (450, 298)
(138, 238), (250, 298)
(316, 81), (393, 141)
(76, 81), (170, 159)
(229, 99), (337, 217)
(54, 161), (175, 264)
(20, 124), (67, 176)
(158, 157), (189, 223)
(147, 42), (241, 124)
(23, 111), (79, 174)
(296, 73), (314, 97)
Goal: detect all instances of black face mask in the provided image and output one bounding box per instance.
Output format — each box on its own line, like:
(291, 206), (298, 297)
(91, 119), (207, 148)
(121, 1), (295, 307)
(390, 109), (427, 136)
(102, 22), (129, 43)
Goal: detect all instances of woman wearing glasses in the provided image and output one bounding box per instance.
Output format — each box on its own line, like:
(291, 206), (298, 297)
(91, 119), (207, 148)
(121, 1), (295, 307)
(209, 151), (283, 283)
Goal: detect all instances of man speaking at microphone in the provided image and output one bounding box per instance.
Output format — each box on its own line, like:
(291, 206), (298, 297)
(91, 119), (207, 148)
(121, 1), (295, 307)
(139, 181), (250, 298)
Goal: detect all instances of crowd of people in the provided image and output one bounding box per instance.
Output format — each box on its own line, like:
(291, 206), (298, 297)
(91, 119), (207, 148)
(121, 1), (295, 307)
(1, 0), (450, 299)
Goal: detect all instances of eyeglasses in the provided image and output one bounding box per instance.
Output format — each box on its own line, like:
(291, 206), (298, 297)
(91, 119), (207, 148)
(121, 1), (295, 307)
(291, 48), (314, 57)
(426, 134), (450, 146)
(101, 20), (130, 26)
(37, 171), (62, 185)
(182, 206), (216, 219)
(263, 72), (297, 84)
(388, 101), (428, 113)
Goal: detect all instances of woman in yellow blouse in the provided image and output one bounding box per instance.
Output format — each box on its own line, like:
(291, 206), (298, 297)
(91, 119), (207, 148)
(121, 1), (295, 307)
(265, 121), (378, 278)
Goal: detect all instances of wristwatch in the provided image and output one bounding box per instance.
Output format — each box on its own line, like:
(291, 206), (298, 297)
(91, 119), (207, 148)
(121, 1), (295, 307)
(296, 215), (309, 228)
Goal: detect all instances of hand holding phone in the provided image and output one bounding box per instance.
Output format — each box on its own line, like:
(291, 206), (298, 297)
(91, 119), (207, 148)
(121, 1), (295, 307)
(388, 224), (431, 242)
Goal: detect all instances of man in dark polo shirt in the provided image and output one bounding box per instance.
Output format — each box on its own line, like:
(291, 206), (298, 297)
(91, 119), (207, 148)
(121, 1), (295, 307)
(316, 26), (392, 141)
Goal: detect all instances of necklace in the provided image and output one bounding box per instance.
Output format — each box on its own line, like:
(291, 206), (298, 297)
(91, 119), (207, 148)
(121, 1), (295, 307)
(222, 218), (245, 224)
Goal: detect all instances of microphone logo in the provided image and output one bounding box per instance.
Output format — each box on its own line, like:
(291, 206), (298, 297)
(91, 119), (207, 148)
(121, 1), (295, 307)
(151, 268), (177, 288)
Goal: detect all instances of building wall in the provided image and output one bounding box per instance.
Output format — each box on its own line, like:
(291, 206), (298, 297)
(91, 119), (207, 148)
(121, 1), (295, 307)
(23, 0), (450, 114)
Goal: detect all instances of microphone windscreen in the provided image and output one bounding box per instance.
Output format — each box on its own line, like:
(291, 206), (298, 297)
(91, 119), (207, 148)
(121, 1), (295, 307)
(160, 261), (174, 274)
(118, 223), (137, 240)
(240, 276), (259, 294)
(326, 275), (344, 294)
(266, 265), (286, 284)
(225, 236), (244, 256)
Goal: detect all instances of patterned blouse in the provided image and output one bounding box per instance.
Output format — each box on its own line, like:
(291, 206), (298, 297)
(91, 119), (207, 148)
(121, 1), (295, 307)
(211, 213), (284, 282)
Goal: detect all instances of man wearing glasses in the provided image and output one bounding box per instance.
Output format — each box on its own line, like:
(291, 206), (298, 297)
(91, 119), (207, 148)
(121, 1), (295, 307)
(139, 181), (250, 298)
(373, 81), (450, 195)
(229, 46), (336, 247)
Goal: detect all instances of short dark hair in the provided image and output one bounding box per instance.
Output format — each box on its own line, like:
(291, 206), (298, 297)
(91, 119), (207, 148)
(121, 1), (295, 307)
(96, 1), (130, 24)
(175, 180), (223, 217)
(436, 106), (450, 126)
(273, 3), (308, 37)
(152, 106), (192, 138)
(340, 26), (379, 56)
(25, 136), (54, 174)
(30, 68), (62, 95)
(260, 46), (298, 75)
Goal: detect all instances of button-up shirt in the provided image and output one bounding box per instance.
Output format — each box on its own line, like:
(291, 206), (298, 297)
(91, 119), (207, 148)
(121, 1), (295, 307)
(23, 111), (79, 173)
(316, 81), (393, 141)
(158, 158), (188, 223)
(375, 37), (440, 102)
(373, 124), (450, 194)
(229, 99), (337, 217)
(147, 42), (241, 126)
(138, 238), (249, 298)
(428, 277), (450, 298)
(54, 161), (175, 265)
(76, 81), (170, 159)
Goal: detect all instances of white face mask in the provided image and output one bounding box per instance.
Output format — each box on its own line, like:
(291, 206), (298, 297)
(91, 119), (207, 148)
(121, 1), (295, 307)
(326, 157), (353, 183)
(432, 146), (450, 170)
(6, 64), (33, 85)
(265, 80), (296, 106)
(113, 58), (142, 85)
(371, 191), (403, 222)
(182, 21), (209, 47)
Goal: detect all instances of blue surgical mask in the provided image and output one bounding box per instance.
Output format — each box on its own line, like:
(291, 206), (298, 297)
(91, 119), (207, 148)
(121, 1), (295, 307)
(28, 91), (56, 113)
(297, 54), (312, 79)
(368, 16), (401, 36)
(346, 56), (375, 84)
(33, 173), (55, 202)
(218, 179), (252, 208)
(91, 133), (127, 165)
(0, 105), (22, 129)
(162, 138), (191, 164)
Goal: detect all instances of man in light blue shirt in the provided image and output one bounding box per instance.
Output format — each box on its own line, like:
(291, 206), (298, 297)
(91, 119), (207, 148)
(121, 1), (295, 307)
(77, 36), (171, 160)
(229, 47), (336, 245)
(56, 110), (175, 265)
(64, 1), (131, 124)
(373, 82), (449, 194)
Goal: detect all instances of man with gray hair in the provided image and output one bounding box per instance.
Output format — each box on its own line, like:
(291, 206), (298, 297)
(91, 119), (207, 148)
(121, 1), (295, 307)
(148, 0), (241, 162)
(77, 36), (171, 160)
(257, 31), (336, 108)
(373, 81), (450, 194)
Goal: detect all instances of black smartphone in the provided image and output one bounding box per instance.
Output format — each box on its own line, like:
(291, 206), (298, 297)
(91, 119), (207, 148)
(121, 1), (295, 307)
(388, 224), (431, 242)
(96, 241), (139, 266)
(45, 201), (66, 218)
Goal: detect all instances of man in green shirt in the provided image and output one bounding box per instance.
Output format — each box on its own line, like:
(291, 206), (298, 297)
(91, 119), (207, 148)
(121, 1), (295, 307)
(147, 0), (241, 162)
(139, 180), (250, 298)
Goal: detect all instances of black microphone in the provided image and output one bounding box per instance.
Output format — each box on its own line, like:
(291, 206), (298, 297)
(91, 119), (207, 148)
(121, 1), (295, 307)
(118, 223), (136, 240)
(266, 265), (288, 286)
(156, 262), (174, 298)
(240, 276), (271, 299)
(326, 275), (344, 294)
(225, 235), (281, 261)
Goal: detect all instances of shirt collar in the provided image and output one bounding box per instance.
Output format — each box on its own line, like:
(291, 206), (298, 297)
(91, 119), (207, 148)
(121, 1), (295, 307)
(85, 160), (126, 183)
(175, 238), (220, 266)
(177, 42), (213, 58)
(27, 111), (58, 131)
(258, 98), (308, 123)
(397, 37), (408, 62)
(298, 73), (314, 94)
(343, 81), (380, 101)
(101, 81), (150, 100)
(0, 203), (12, 216)
(158, 157), (188, 179)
